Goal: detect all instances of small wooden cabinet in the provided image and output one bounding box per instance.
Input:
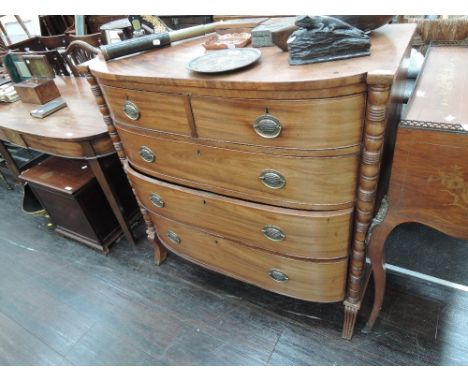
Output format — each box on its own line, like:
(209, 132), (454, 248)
(19, 156), (136, 253)
(87, 23), (416, 339)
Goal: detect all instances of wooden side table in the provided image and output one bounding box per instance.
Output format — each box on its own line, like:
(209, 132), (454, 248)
(0, 76), (139, 248)
(364, 42), (468, 332)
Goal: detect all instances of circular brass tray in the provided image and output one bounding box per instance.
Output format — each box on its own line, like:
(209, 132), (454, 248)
(187, 48), (261, 74)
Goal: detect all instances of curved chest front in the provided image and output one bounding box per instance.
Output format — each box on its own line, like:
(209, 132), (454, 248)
(98, 81), (364, 304)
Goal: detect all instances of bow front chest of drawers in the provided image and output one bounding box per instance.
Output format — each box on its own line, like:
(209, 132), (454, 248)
(87, 23), (416, 339)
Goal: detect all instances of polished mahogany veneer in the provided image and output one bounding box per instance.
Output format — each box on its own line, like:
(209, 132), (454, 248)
(87, 22), (416, 339)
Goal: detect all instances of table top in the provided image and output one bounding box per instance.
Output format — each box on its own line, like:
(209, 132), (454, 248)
(89, 23), (417, 91)
(0, 76), (107, 142)
(404, 44), (468, 129)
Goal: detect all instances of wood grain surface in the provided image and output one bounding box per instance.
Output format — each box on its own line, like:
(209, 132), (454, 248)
(19, 157), (94, 194)
(404, 46), (468, 125)
(385, 128), (468, 239)
(150, 213), (348, 303)
(127, 163), (353, 260)
(117, 125), (359, 210)
(0, 77), (113, 158)
(0, 77), (107, 141)
(89, 24), (417, 92)
(101, 85), (193, 135)
(191, 93), (366, 150)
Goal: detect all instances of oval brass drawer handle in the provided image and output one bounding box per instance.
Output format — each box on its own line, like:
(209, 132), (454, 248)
(268, 269), (289, 282)
(259, 170), (286, 189)
(139, 146), (155, 163)
(149, 193), (164, 208)
(253, 114), (282, 139)
(123, 100), (140, 121)
(166, 230), (181, 244)
(262, 225), (286, 241)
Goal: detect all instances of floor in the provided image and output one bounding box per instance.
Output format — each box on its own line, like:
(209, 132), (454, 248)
(1, 174), (468, 366)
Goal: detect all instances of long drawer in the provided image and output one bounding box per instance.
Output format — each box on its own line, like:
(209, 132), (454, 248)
(151, 213), (348, 302)
(128, 163), (352, 260)
(191, 93), (366, 150)
(101, 85), (192, 136)
(118, 125), (359, 210)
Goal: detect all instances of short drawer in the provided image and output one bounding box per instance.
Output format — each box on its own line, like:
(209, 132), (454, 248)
(128, 164), (352, 260)
(101, 85), (192, 135)
(191, 94), (366, 150)
(118, 126), (359, 210)
(151, 213), (348, 302)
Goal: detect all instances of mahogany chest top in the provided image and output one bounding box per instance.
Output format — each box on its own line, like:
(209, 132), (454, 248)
(90, 24), (416, 93)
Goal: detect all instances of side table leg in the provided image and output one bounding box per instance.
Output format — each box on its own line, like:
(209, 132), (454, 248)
(0, 140), (21, 179)
(362, 221), (395, 333)
(87, 157), (136, 246)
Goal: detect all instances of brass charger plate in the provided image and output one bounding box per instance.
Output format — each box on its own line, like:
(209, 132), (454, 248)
(188, 48), (261, 74)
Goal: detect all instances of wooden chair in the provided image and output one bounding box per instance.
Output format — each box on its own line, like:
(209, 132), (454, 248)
(62, 40), (99, 76)
(6, 36), (44, 51)
(66, 32), (103, 47)
(40, 34), (68, 50)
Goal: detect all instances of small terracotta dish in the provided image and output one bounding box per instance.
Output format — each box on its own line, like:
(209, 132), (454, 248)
(202, 33), (252, 50)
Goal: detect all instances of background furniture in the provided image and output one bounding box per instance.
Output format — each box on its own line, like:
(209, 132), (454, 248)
(2, 33), (103, 76)
(0, 15), (31, 45)
(0, 153), (13, 189)
(365, 42), (468, 331)
(20, 156), (126, 253)
(62, 40), (100, 76)
(87, 21), (416, 339)
(397, 15), (468, 53)
(0, 76), (139, 249)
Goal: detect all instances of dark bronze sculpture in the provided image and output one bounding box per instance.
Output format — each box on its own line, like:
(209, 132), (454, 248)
(287, 16), (371, 65)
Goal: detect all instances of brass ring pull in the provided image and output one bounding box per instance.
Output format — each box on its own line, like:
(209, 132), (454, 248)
(253, 114), (282, 139)
(268, 269), (289, 282)
(166, 231), (181, 244)
(139, 146), (155, 163)
(259, 170), (286, 189)
(149, 193), (164, 208)
(123, 100), (140, 121)
(262, 225), (286, 242)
